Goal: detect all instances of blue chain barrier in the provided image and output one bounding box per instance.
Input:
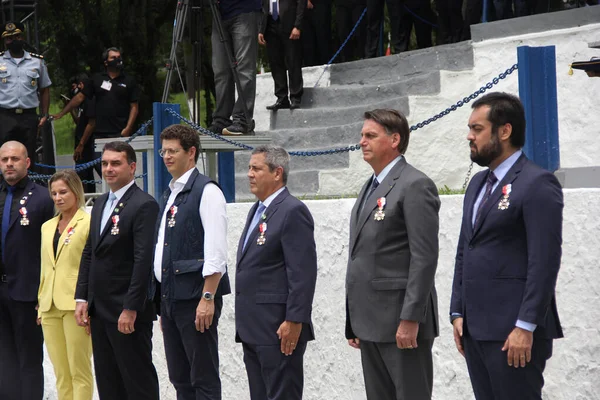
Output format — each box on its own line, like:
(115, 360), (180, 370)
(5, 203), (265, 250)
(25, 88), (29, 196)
(29, 172), (148, 184)
(170, 64), (518, 157)
(314, 7), (367, 88)
(401, 4), (439, 29)
(34, 118), (154, 172)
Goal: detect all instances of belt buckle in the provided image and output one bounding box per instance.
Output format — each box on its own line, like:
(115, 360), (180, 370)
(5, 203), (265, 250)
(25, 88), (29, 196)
(15, 108), (23, 114)
(0, 274), (6, 283)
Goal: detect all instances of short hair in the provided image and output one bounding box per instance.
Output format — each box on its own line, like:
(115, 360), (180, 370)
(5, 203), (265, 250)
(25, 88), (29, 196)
(471, 92), (526, 148)
(48, 170), (86, 212)
(363, 109), (411, 154)
(102, 47), (121, 61)
(75, 72), (89, 84)
(160, 124), (201, 162)
(102, 141), (136, 164)
(251, 145), (290, 185)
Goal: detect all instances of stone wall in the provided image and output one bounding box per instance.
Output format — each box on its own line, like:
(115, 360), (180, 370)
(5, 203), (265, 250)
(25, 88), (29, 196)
(43, 189), (600, 399)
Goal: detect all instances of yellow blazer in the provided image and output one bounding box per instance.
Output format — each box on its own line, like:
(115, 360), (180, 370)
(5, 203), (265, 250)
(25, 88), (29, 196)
(38, 208), (91, 315)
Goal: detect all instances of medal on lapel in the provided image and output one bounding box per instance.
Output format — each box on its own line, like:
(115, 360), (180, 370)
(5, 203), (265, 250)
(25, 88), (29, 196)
(498, 184), (511, 210)
(111, 215), (120, 235)
(374, 197), (386, 221)
(19, 207), (29, 225)
(18, 191), (32, 226)
(168, 205), (178, 228)
(257, 222), (267, 245)
(64, 227), (75, 245)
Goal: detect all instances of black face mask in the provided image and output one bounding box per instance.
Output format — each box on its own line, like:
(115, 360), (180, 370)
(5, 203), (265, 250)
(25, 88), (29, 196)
(71, 87), (80, 97)
(106, 57), (124, 70)
(7, 39), (24, 54)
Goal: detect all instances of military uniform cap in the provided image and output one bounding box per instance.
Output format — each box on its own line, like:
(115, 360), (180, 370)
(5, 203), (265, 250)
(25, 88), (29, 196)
(1, 21), (24, 39)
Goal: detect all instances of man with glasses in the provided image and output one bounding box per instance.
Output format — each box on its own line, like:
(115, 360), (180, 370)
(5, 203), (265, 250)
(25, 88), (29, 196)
(152, 125), (230, 400)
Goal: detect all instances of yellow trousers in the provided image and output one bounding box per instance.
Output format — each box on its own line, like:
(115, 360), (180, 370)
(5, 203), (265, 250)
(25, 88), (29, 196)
(41, 304), (94, 400)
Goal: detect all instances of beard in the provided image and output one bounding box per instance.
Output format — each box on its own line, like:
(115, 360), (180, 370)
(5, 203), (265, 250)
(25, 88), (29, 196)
(470, 133), (502, 167)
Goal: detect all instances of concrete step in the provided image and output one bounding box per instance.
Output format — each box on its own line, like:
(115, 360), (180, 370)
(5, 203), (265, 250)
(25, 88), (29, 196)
(301, 71), (440, 109)
(268, 96), (409, 130)
(328, 41), (474, 85)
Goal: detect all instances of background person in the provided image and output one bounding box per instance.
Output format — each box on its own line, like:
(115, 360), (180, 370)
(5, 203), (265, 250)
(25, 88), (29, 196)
(38, 170), (94, 400)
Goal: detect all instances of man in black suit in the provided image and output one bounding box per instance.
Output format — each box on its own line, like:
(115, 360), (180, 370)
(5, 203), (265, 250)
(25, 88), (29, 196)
(259, 0), (306, 110)
(235, 145), (317, 399)
(450, 92), (563, 399)
(75, 141), (160, 400)
(0, 141), (53, 400)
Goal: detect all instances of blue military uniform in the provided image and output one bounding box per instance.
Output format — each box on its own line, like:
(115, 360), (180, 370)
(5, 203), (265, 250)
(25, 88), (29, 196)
(0, 21), (52, 166)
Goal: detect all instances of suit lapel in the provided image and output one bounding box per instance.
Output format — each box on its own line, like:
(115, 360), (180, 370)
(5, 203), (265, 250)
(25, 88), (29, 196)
(237, 202), (259, 264)
(238, 188), (289, 264)
(464, 171), (486, 240)
(44, 216), (60, 266)
(55, 209), (85, 261)
(8, 180), (36, 232)
(96, 184), (137, 249)
(472, 154), (526, 238)
(350, 159), (407, 254)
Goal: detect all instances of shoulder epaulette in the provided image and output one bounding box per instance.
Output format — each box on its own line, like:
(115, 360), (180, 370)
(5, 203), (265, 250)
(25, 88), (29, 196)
(30, 52), (44, 59)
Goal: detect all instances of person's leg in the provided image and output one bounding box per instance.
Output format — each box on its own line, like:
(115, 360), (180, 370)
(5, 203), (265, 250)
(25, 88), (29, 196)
(63, 308), (94, 400)
(12, 300), (44, 399)
(90, 319), (128, 399)
(42, 306), (74, 400)
(359, 340), (396, 400)
(255, 342), (307, 400)
(284, 27), (305, 105)
(312, 0), (333, 65)
(0, 285), (22, 400)
(242, 343), (268, 400)
(462, 332), (496, 399)
(265, 20), (290, 103)
(365, 0), (385, 57)
(211, 16), (236, 128)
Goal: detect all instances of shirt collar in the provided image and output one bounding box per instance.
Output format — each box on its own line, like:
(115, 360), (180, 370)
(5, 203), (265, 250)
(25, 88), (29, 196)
(4, 50), (30, 60)
(169, 167), (196, 191)
(490, 150), (522, 183)
(261, 186), (286, 209)
(374, 155), (403, 184)
(2, 176), (29, 191)
(109, 179), (135, 202)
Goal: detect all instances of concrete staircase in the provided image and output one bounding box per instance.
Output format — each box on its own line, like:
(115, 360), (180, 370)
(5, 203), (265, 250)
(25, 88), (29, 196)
(234, 41), (475, 200)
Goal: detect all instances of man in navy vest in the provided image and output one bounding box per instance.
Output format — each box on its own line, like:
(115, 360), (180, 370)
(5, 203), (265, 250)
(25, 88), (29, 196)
(0, 141), (53, 399)
(450, 92), (563, 399)
(152, 124), (231, 399)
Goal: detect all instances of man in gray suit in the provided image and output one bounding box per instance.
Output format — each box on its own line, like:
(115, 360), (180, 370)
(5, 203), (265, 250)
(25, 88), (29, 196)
(346, 109), (440, 400)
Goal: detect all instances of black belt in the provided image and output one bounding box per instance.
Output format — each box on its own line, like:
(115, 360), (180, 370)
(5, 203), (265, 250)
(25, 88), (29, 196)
(0, 107), (37, 115)
(0, 274), (7, 283)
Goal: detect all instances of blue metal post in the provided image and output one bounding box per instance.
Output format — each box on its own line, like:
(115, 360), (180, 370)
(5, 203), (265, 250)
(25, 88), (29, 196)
(218, 152), (235, 203)
(517, 46), (560, 172)
(153, 102), (180, 198)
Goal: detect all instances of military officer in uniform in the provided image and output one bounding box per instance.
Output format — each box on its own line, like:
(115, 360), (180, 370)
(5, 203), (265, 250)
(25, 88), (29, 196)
(0, 22), (52, 168)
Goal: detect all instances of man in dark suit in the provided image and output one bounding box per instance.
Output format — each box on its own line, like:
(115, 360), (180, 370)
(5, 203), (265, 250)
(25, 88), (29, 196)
(0, 141), (53, 400)
(75, 141), (160, 399)
(450, 92), (563, 400)
(346, 109), (440, 400)
(152, 124), (231, 400)
(259, 0), (306, 110)
(235, 145), (317, 400)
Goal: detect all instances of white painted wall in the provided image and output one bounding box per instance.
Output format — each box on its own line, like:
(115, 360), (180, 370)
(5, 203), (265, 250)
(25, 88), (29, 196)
(254, 23), (600, 195)
(43, 189), (600, 400)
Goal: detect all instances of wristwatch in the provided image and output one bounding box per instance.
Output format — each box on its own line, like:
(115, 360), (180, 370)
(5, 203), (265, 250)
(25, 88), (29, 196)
(203, 291), (215, 301)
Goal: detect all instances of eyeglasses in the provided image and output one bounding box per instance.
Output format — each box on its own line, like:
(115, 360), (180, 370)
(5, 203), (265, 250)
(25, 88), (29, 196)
(158, 148), (182, 158)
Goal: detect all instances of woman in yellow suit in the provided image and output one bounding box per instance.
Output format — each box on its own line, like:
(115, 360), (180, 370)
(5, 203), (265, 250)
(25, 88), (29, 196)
(38, 170), (93, 400)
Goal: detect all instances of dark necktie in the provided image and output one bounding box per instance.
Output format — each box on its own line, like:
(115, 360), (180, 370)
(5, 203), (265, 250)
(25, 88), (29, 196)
(2, 185), (16, 262)
(272, 0), (279, 20)
(360, 178), (379, 215)
(474, 171), (498, 226)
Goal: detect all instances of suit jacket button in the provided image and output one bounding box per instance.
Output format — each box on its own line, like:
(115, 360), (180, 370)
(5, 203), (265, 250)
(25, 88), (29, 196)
(162, 295), (166, 298)
(162, 269), (166, 272)
(164, 243), (168, 246)
(468, 246), (473, 250)
(175, 269), (179, 273)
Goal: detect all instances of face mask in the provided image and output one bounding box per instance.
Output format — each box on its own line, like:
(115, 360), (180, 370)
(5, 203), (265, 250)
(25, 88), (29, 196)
(7, 39), (24, 54)
(71, 87), (80, 97)
(106, 57), (124, 70)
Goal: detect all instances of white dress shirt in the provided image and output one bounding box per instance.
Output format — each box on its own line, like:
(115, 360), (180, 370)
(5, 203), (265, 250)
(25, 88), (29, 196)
(153, 168), (227, 282)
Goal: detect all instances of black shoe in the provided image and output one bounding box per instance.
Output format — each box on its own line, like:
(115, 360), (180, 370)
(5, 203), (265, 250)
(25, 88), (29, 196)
(290, 98), (301, 110)
(222, 120), (255, 136)
(266, 99), (290, 110)
(207, 122), (228, 134)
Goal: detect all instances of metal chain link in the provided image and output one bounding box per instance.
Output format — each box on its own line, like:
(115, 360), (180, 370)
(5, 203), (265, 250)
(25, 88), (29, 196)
(462, 162), (474, 191)
(29, 172), (148, 183)
(170, 63), (518, 157)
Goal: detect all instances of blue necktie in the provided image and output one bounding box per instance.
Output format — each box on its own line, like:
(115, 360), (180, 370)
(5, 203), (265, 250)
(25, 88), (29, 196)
(474, 171), (498, 226)
(360, 177), (379, 215)
(272, 0), (279, 21)
(2, 185), (16, 262)
(100, 192), (117, 233)
(243, 203), (266, 250)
